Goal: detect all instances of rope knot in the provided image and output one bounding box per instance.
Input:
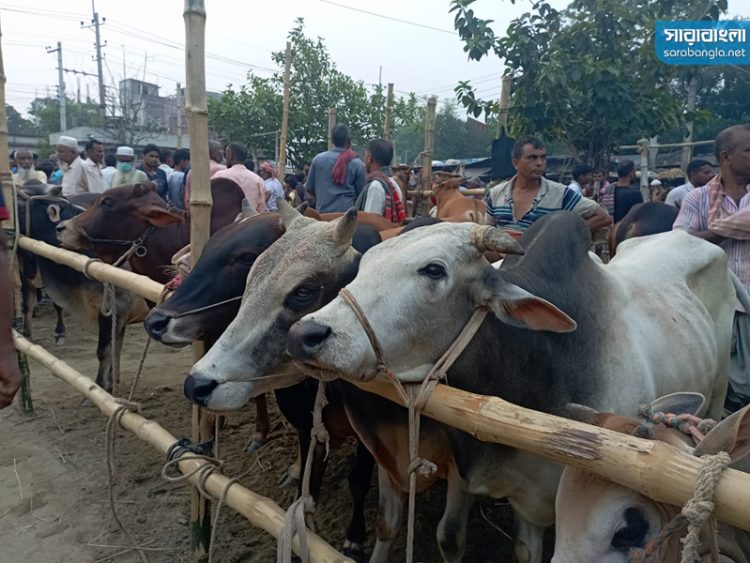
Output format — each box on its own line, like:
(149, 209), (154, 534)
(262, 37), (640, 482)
(408, 456), (437, 478)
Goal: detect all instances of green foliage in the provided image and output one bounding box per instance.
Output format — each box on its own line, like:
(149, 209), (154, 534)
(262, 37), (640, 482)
(28, 97), (103, 133)
(208, 19), (426, 165)
(450, 0), (728, 167)
(6, 105), (35, 136)
(393, 102), (495, 163)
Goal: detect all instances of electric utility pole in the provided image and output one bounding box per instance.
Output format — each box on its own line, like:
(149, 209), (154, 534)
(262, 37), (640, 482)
(45, 42), (66, 132)
(81, 0), (107, 117)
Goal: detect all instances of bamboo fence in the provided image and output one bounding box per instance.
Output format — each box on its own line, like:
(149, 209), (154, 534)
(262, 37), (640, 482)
(354, 379), (750, 533)
(184, 0), (214, 555)
(15, 237), (750, 532)
(13, 330), (351, 563)
(277, 41), (292, 177)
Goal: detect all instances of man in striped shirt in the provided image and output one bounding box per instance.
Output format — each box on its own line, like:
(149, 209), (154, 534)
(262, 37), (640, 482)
(674, 124), (750, 413)
(484, 136), (611, 238)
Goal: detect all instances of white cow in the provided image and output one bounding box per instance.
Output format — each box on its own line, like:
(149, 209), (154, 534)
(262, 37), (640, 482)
(287, 212), (735, 562)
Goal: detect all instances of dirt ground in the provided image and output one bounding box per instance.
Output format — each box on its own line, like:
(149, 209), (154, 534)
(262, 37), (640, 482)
(0, 305), (552, 563)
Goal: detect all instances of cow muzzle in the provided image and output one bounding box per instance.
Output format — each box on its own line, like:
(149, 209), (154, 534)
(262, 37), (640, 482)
(183, 375), (218, 406)
(287, 319), (332, 359)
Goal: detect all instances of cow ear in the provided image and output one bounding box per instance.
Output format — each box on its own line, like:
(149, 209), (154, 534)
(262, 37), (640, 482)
(140, 205), (185, 227)
(486, 282), (577, 333)
(649, 392), (705, 417)
(46, 204), (61, 223)
(693, 405), (750, 463)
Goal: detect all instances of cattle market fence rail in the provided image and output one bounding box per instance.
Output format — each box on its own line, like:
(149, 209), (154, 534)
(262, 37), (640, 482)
(12, 329), (352, 563)
(13, 236), (750, 559)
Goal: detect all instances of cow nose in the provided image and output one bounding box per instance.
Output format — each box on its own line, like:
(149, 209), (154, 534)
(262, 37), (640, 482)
(288, 320), (332, 359)
(144, 310), (170, 340)
(183, 375), (218, 406)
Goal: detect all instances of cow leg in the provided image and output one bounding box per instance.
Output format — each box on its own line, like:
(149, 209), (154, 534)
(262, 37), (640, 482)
(246, 394), (270, 451)
(437, 470), (474, 563)
(342, 440), (374, 562)
(514, 517), (544, 563)
(20, 280), (35, 338)
(278, 445), (302, 488)
(369, 466), (405, 563)
(53, 304), (65, 346)
(95, 313), (113, 392)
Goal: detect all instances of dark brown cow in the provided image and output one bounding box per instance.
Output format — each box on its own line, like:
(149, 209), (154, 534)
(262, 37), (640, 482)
(608, 201), (678, 257)
(57, 179), (244, 284)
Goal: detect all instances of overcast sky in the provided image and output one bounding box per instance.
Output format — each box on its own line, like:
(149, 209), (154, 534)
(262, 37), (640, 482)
(3, 0), (749, 121)
(2, 0), (572, 119)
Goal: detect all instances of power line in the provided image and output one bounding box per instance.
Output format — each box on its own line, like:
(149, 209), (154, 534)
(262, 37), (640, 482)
(319, 0), (456, 35)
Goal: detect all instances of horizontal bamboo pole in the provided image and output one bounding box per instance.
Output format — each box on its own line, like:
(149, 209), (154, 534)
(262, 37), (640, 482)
(618, 139), (714, 150)
(353, 379), (750, 533)
(407, 188), (486, 198)
(13, 330), (351, 563)
(17, 236), (164, 303)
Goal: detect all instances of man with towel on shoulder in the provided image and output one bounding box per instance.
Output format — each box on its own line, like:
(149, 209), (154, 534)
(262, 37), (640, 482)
(674, 124), (750, 414)
(305, 124), (366, 212)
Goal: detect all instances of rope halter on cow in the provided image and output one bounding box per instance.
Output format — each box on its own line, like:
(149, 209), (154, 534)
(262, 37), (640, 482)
(338, 286), (488, 563)
(72, 220), (156, 260)
(627, 408), (731, 563)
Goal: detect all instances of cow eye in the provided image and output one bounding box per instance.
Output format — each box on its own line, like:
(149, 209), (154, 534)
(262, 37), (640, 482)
(101, 197), (114, 208)
(418, 263), (447, 280)
(611, 508), (649, 551)
(285, 284), (321, 311)
(236, 252), (256, 265)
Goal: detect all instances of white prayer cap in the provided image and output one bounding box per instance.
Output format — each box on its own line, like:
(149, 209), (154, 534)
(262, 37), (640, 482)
(56, 135), (78, 149)
(116, 146), (135, 157)
(650, 179), (662, 186)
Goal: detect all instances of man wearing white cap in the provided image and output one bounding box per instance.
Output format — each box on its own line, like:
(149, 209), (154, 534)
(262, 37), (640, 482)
(12, 148), (47, 186)
(111, 146), (148, 189)
(58, 135), (103, 196)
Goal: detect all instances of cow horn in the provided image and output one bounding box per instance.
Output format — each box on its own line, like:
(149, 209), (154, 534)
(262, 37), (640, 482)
(470, 226), (524, 255)
(296, 202), (309, 214)
(333, 208), (358, 247)
(277, 198), (303, 228)
(566, 403), (600, 425)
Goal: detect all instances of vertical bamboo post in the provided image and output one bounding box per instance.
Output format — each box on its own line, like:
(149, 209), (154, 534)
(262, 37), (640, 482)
(418, 96), (437, 216)
(277, 41), (292, 179)
(383, 83), (394, 140)
(637, 137), (650, 203)
(496, 74), (512, 137)
(0, 15), (26, 412)
(184, 1), (212, 559)
(327, 109), (336, 150)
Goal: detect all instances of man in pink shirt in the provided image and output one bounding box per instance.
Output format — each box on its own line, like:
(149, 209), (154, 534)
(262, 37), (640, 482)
(183, 140), (227, 209)
(212, 142), (268, 212)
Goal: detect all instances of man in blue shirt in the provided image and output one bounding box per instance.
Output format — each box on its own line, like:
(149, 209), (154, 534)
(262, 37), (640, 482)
(306, 124), (366, 212)
(139, 144), (168, 199)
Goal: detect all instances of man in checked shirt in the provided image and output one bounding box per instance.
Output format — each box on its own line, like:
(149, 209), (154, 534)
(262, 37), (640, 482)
(674, 124), (750, 414)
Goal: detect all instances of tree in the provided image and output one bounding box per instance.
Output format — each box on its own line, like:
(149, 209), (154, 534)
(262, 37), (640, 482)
(28, 97), (103, 133)
(450, 0), (728, 168)
(6, 105), (35, 136)
(208, 19), (426, 165)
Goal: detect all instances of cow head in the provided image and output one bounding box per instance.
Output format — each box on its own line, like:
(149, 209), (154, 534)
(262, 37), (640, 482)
(144, 213), (284, 346)
(57, 182), (184, 263)
(552, 394), (750, 563)
(287, 222), (575, 384)
(183, 200), (362, 410)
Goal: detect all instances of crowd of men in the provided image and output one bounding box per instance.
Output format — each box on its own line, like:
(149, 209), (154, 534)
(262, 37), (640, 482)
(1, 123), (749, 417)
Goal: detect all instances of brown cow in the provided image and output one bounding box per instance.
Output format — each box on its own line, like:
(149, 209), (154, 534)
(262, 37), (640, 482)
(432, 172), (485, 223)
(608, 201), (678, 258)
(57, 179), (244, 284)
(554, 394), (750, 563)
(302, 207), (399, 231)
